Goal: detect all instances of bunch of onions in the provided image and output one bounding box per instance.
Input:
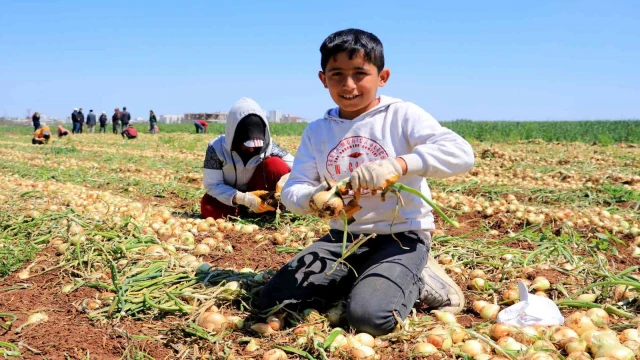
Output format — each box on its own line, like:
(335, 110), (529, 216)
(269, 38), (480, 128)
(565, 311), (597, 336)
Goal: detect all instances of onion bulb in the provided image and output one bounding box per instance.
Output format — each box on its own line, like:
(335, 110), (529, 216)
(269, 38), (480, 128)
(479, 303), (500, 320)
(620, 329), (639, 343)
(564, 338), (587, 353)
(469, 269), (486, 279)
(566, 351), (591, 360)
(502, 288), (519, 303)
(193, 243), (211, 256)
(586, 308), (609, 327)
(459, 339), (485, 357)
(251, 323), (275, 335)
(469, 277), (486, 291)
(244, 339), (260, 352)
(311, 188), (344, 218)
(432, 310), (457, 324)
(198, 312), (227, 332)
(531, 276), (551, 291)
(262, 349), (287, 360)
(576, 293), (598, 302)
(489, 323), (513, 340)
(15, 312), (48, 333)
(350, 345), (375, 359)
(328, 334), (348, 352)
(266, 316), (281, 331)
(412, 342), (438, 356)
(145, 245), (167, 258)
(566, 311), (597, 335)
(594, 342), (635, 360)
(551, 327), (579, 342)
(354, 333), (375, 348)
(472, 300), (489, 314)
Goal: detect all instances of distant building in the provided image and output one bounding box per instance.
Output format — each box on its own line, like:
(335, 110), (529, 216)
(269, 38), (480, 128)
(160, 114), (183, 124)
(268, 110), (282, 123)
(281, 114), (305, 123)
(184, 112), (227, 122)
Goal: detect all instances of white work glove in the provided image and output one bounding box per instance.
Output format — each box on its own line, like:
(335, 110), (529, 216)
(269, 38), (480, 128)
(349, 158), (403, 192)
(235, 191), (275, 213)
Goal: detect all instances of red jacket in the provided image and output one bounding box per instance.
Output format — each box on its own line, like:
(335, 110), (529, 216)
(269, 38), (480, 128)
(196, 120), (208, 128)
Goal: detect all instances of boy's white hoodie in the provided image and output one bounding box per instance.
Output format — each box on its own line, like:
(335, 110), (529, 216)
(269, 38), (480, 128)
(281, 95), (474, 234)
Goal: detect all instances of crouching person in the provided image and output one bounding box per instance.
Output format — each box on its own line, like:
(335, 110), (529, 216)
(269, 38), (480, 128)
(200, 98), (293, 219)
(258, 29), (475, 336)
(32, 125), (51, 144)
(58, 125), (70, 138)
(121, 124), (138, 139)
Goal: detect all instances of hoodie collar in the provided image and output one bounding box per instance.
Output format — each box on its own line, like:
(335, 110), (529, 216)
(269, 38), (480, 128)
(324, 95), (403, 122)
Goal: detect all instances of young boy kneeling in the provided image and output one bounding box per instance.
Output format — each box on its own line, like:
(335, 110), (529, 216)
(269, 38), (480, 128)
(258, 29), (475, 336)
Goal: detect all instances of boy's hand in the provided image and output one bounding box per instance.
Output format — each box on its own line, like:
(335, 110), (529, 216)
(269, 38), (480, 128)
(349, 158), (403, 192)
(275, 173), (290, 194)
(235, 191), (275, 213)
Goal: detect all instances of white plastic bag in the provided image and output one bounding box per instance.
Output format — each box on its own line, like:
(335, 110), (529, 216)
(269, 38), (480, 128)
(496, 281), (564, 326)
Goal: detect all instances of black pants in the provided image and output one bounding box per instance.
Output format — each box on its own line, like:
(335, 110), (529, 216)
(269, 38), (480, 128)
(32, 138), (45, 145)
(99, 123), (107, 133)
(258, 230), (429, 336)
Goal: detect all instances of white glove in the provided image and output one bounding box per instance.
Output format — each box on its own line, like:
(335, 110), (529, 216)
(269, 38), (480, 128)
(349, 158), (403, 192)
(235, 191), (275, 213)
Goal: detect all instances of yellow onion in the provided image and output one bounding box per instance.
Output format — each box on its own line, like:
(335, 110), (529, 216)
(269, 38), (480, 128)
(469, 277), (486, 291)
(244, 338), (260, 352)
(426, 327), (452, 350)
(470, 269), (487, 279)
(622, 340), (640, 354)
(531, 276), (551, 291)
(521, 352), (555, 360)
(566, 351), (591, 360)
(311, 189), (344, 218)
(145, 245), (167, 258)
(193, 243), (211, 256)
(262, 348), (287, 360)
(566, 311), (597, 336)
(594, 342), (635, 360)
(619, 329), (639, 343)
(354, 333), (375, 348)
(266, 316), (281, 331)
(432, 310), (457, 324)
(412, 342), (438, 356)
(251, 323), (275, 335)
(502, 288), (519, 303)
(328, 334), (348, 352)
(473, 300), (489, 313)
(350, 345), (375, 359)
(489, 323), (513, 340)
(479, 304), (500, 320)
(198, 312), (227, 332)
(450, 325), (468, 343)
(551, 327), (579, 342)
(513, 326), (539, 345)
(576, 293), (598, 302)
(564, 338), (588, 353)
(226, 315), (244, 330)
(459, 339), (485, 357)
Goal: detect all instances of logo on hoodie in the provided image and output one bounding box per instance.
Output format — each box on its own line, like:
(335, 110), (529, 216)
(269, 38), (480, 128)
(326, 136), (389, 181)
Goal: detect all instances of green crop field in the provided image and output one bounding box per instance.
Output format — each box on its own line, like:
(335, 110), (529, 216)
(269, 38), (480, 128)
(0, 122), (639, 359)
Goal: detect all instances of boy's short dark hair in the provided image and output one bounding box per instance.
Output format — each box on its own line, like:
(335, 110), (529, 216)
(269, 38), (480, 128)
(320, 28), (385, 73)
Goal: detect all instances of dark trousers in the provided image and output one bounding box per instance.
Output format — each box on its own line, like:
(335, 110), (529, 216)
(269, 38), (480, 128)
(32, 138), (45, 145)
(112, 122), (121, 134)
(72, 122), (81, 134)
(258, 230), (429, 336)
(200, 156), (290, 219)
(99, 124), (107, 133)
(194, 122), (205, 133)
(33, 122), (41, 131)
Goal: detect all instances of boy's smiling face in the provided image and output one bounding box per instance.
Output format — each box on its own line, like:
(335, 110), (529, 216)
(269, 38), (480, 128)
(319, 51), (390, 120)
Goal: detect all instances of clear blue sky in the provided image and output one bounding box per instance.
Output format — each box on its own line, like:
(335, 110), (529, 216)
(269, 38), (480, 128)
(1, 0), (639, 121)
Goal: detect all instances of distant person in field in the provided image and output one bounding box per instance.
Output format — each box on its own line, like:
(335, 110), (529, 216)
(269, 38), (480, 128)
(194, 119), (208, 133)
(32, 124), (51, 145)
(200, 97), (294, 219)
(121, 124), (138, 139)
(258, 29), (475, 336)
(71, 108), (80, 134)
(86, 109), (97, 133)
(120, 106), (131, 128)
(99, 111), (108, 133)
(57, 125), (70, 138)
(149, 110), (158, 134)
(77, 108), (85, 133)
(32, 112), (41, 131)
(112, 108), (121, 134)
